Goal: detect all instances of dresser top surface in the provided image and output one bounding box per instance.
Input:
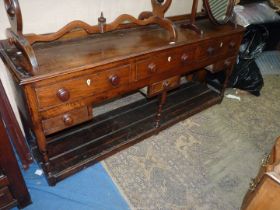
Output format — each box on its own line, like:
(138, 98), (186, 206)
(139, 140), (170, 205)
(0, 19), (244, 84)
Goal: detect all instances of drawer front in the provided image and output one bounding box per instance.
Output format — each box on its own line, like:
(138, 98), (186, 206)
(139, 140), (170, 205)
(0, 187), (14, 208)
(136, 46), (194, 81)
(196, 35), (241, 61)
(205, 57), (237, 73)
(36, 64), (131, 109)
(42, 106), (92, 135)
(145, 76), (180, 97)
(223, 35), (241, 57)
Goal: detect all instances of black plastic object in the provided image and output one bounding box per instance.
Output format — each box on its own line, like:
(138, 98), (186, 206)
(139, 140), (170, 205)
(228, 25), (268, 96)
(239, 25), (269, 60)
(206, 25), (268, 96)
(229, 59), (263, 96)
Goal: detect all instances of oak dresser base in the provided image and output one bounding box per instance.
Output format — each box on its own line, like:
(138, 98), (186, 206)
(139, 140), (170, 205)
(31, 82), (221, 185)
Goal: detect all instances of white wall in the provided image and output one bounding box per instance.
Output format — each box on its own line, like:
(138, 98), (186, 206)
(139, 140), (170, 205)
(0, 0), (202, 125)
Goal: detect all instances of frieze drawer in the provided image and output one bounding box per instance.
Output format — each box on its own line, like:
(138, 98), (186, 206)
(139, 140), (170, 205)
(205, 57), (236, 73)
(42, 106), (92, 135)
(196, 35), (241, 61)
(36, 64), (131, 109)
(136, 46), (194, 81)
(141, 76), (181, 97)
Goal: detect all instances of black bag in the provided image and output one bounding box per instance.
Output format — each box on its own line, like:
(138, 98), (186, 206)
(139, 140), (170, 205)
(228, 25), (268, 96)
(229, 58), (263, 96)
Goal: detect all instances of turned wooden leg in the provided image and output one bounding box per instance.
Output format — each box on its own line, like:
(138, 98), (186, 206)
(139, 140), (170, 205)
(35, 131), (50, 167)
(36, 135), (56, 186)
(155, 90), (167, 128)
(221, 60), (234, 97)
(31, 126), (56, 185)
(155, 81), (169, 128)
(23, 86), (55, 184)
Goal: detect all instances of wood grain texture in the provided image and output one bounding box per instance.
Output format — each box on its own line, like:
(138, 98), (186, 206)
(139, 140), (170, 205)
(42, 106), (92, 135)
(35, 64), (131, 109)
(26, 15), (176, 45)
(144, 76), (180, 98)
(1, 20), (243, 83)
(3, 0), (176, 75)
(241, 137), (280, 210)
(34, 82), (222, 184)
(0, 80), (32, 169)
(6, 29), (39, 75)
(4, 0), (22, 33)
(243, 175), (280, 210)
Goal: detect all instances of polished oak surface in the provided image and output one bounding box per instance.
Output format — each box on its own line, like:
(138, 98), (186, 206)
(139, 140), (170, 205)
(2, 20), (243, 82)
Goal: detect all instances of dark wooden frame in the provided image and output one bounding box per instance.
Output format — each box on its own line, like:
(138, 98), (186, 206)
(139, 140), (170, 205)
(204, 0), (235, 25)
(0, 112), (31, 209)
(0, 80), (33, 169)
(181, 0), (204, 35)
(181, 0), (235, 34)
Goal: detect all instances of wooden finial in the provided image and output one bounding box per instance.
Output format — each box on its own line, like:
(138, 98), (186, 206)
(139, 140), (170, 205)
(98, 12), (106, 33)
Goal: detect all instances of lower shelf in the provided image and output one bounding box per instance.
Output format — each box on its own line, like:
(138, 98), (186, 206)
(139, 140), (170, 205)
(0, 200), (18, 210)
(35, 82), (222, 185)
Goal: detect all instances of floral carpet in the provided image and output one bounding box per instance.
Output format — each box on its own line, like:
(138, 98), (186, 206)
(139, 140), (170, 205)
(103, 75), (280, 210)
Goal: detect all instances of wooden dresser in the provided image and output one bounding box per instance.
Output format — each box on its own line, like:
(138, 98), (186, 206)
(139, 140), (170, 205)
(0, 1), (244, 185)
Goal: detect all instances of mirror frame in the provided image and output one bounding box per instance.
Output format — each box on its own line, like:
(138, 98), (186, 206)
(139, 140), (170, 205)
(204, 0), (235, 25)
(181, 0), (203, 35)
(181, 0), (235, 35)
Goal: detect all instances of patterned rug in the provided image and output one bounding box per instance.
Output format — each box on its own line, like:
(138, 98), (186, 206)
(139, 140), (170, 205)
(103, 75), (280, 210)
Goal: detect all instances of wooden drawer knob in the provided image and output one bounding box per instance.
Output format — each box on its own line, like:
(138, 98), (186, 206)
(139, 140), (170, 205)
(63, 114), (73, 126)
(57, 88), (70, 102)
(181, 54), (189, 62)
(148, 63), (157, 73)
(163, 80), (170, 88)
(207, 47), (215, 56)
(109, 75), (120, 86)
(224, 60), (232, 67)
(229, 41), (236, 49)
